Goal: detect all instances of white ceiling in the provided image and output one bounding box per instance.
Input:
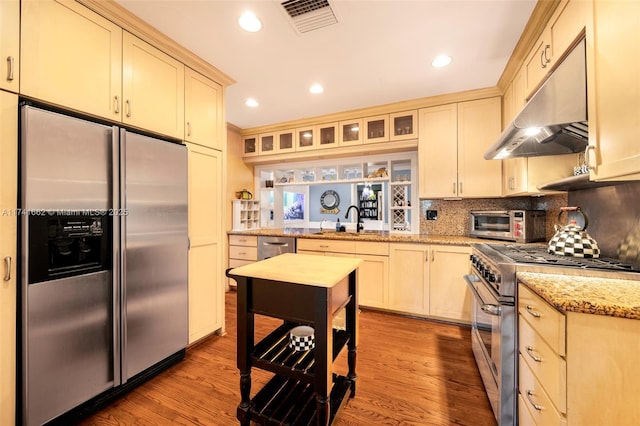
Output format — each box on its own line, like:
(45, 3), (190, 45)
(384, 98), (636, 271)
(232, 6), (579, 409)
(114, 0), (537, 130)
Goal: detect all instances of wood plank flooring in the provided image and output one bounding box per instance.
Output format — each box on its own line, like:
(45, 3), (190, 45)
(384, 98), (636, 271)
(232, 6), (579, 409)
(81, 291), (496, 425)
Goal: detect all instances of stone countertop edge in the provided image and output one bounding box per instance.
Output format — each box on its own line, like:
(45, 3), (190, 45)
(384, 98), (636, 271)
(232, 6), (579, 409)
(518, 272), (640, 320)
(227, 227), (515, 246)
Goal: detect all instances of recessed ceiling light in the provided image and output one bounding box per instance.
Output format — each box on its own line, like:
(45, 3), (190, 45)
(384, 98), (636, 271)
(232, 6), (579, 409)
(245, 98), (259, 108)
(309, 84), (324, 94)
(431, 55), (452, 68)
(239, 11), (262, 32)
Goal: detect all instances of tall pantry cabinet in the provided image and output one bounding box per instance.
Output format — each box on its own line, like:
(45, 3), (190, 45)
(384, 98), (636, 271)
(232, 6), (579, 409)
(0, 91), (18, 426)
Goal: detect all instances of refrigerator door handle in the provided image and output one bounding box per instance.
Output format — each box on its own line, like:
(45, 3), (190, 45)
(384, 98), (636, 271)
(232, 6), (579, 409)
(112, 127), (122, 386)
(119, 128), (128, 383)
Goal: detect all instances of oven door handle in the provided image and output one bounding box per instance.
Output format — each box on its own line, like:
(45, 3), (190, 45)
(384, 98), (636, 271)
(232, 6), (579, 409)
(464, 274), (502, 316)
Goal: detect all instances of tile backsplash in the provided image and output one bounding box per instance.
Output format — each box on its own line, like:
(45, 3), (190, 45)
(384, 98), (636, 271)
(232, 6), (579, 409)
(419, 194), (568, 240)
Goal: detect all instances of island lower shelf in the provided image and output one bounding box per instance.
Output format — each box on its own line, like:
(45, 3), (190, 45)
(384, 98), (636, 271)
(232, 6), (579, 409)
(252, 323), (351, 383)
(242, 374), (352, 426)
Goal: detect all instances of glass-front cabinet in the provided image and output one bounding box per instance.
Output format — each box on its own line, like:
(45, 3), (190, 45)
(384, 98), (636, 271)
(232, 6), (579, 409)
(338, 119), (363, 146)
(363, 114), (389, 144)
(390, 110), (418, 141)
(295, 126), (316, 151)
(259, 133), (276, 154)
(277, 130), (295, 153)
(317, 122), (338, 149)
(242, 135), (258, 156)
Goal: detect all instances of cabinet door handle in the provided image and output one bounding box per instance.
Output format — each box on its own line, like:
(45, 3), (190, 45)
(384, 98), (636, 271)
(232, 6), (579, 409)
(459, 182), (463, 194)
(187, 122), (192, 137)
(3, 256), (11, 281)
(585, 145), (596, 171)
(543, 44), (551, 64)
(125, 100), (131, 117)
(431, 250), (435, 262)
(452, 182), (456, 194)
(525, 304), (541, 318)
(6, 56), (15, 81)
(526, 346), (542, 362)
(526, 390), (543, 411)
(114, 96), (120, 114)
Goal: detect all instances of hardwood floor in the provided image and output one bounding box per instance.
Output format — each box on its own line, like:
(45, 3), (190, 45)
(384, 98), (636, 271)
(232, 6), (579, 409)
(81, 291), (496, 426)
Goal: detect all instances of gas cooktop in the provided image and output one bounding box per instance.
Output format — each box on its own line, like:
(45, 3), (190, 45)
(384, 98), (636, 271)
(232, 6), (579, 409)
(488, 244), (640, 272)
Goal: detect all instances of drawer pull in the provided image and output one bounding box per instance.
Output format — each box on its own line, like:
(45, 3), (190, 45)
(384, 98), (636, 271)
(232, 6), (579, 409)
(239, 239), (247, 243)
(320, 245), (329, 248)
(238, 252), (246, 255)
(526, 390), (543, 411)
(525, 304), (541, 318)
(526, 346), (542, 363)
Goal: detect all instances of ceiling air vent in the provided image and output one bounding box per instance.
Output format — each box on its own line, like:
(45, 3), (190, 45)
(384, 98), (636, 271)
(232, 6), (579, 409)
(280, 0), (339, 35)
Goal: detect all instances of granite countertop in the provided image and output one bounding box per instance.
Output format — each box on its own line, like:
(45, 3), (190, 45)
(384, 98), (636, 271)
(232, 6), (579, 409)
(227, 227), (503, 246)
(518, 272), (640, 320)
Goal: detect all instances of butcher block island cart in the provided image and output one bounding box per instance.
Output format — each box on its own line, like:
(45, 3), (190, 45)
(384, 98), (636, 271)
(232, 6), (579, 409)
(226, 253), (362, 425)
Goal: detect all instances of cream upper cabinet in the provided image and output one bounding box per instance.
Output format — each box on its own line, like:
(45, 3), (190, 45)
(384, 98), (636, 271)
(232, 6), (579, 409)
(295, 125), (317, 151)
(418, 103), (458, 198)
(524, 0), (589, 99)
(419, 98), (502, 198)
(428, 245), (471, 323)
(0, 0), (19, 92)
(317, 122), (339, 150)
(503, 155), (577, 196)
(587, 0), (640, 181)
(457, 97), (503, 197)
(185, 67), (223, 149)
(122, 31), (185, 140)
(21, 0), (123, 120)
(0, 91), (18, 426)
(187, 143), (224, 343)
(388, 244), (429, 314)
(276, 129), (296, 153)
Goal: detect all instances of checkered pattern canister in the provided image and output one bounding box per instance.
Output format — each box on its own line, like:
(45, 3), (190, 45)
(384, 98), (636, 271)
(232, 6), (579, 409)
(289, 326), (315, 352)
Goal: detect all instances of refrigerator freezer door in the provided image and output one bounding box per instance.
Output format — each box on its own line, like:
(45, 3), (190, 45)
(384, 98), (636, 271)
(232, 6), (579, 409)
(121, 130), (188, 380)
(20, 106), (112, 210)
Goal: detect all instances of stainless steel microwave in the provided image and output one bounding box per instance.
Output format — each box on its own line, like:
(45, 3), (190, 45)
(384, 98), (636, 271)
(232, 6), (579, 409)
(469, 210), (546, 243)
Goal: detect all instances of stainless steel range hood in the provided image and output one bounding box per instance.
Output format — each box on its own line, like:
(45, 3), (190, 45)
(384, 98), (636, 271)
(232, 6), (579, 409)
(485, 38), (587, 160)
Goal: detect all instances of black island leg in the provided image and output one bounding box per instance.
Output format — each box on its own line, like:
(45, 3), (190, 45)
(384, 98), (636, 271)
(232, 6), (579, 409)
(346, 269), (358, 397)
(235, 276), (254, 425)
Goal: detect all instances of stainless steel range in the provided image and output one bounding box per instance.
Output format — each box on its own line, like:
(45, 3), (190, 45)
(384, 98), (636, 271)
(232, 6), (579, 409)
(464, 243), (640, 426)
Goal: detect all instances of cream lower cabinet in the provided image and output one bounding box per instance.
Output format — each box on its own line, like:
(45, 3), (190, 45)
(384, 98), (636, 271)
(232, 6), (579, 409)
(228, 235), (258, 288)
(428, 245), (472, 323)
(0, 91), (18, 426)
(389, 243), (471, 322)
(587, 0), (640, 181)
(518, 283), (640, 425)
(21, 0), (123, 121)
(297, 239), (389, 309)
(419, 97), (502, 198)
(0, 0), (20, 92)
(187, 143), (224, 343)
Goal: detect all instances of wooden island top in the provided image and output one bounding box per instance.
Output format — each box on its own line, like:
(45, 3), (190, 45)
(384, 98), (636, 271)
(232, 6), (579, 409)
(228, 253), (362, 288)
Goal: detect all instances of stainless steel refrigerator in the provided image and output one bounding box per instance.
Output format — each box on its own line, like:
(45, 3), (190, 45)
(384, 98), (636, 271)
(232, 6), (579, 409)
(19, 105), (188, 426)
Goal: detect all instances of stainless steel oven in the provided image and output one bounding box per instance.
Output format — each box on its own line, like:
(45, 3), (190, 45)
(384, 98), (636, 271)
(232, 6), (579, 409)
(465, 242), (640, 426)
(465, 247), (516, 426)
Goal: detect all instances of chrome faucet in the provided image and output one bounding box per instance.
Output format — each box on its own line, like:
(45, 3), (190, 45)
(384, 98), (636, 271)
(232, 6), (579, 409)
(345, 205), (364, 233)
